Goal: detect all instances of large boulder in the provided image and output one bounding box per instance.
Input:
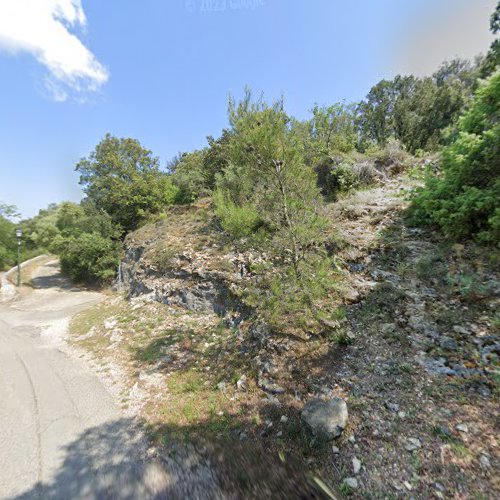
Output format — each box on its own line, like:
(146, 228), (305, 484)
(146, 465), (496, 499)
(301, 398), (348, 441)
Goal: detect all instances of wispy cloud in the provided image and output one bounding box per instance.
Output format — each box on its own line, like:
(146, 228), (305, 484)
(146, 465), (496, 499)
(0, 0), (108, 101)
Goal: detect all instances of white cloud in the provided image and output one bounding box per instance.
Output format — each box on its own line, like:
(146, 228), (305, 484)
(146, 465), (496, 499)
(0, 0), (108, 100)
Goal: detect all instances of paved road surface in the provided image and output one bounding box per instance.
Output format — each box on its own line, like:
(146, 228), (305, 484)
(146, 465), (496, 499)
(0, 260), (169, 499)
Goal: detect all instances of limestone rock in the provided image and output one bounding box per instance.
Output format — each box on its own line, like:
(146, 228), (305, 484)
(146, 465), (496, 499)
(301, 398), (348, 441)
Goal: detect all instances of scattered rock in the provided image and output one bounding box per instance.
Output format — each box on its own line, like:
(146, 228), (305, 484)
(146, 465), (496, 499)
(404, 438), (422, 452)
(476, 384), (491, 398)
(455, 423), (468, 433)
(280, 415), (288, 423)
(452, 325), (468, 335)
(352, 457), (361, 474)
(479, 454), (491, 469)
(258, 376), (286, 394)
(332, 445), (340, 454)
(236, 375), (247, 392)
(301, 398), (348, 441)
(418, 357), (456, 376)
(343, 477), (358, 489)
(407, 315), (425, 331)
(104, 319), (117, 330)
(385, 402), (399, 413)
(264, 394), (281, 406)
(439, 336), (458, 350)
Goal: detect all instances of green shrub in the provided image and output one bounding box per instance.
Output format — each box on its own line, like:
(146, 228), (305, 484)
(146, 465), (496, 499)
(411, 71), (500, 243)
(213, 189), (262, 238)
(60, 233), (120, 284)
(244, 254), (335, 335)
(315, 160), (359, 200)
(0, 214), (16, 270)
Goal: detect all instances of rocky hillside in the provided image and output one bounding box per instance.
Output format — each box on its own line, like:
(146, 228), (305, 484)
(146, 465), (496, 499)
(70, 173), (499, 499)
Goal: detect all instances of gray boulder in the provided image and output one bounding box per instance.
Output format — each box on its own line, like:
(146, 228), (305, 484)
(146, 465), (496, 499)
(301, 398), (348, 440)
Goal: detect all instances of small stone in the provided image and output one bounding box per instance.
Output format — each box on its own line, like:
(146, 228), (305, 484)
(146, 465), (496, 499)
(433, 482), (445, 492)
(439, 336), (458, 350)
(280, 415), (288, 423)
(332, 445), (340, 454)
(405, 438), (422, 452)
(385, 402), (399, 413)
(381, 323), (395, 334)
(398, 411), (406, 419)
(455, 423), (468, 433)
(479, 454), (491, 468)
(477, 385), (491, 397)
(104, 319), (117, 330)
(452, 325), (468, 335)
(348, 435), (356, 444)
(265, 394), (281, 406)
(343, 478), (358, 489)
(236, 375), (248, 392)
(301, 398), (348, 441)
(352, 457), (361, 474)
(404, 481), (412, 491)
(258, 376), (286, 394)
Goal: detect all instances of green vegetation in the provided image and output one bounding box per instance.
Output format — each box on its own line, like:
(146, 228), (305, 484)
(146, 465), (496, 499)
(76, 134), (179, 234)
(4, 3), (497, 305)
(411, 71), (500, 243)
(0, 203), (19, 270)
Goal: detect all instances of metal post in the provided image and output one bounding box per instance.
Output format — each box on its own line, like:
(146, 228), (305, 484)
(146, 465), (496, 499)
(15, 228), (22, 287)
(17, 240), (21, 287)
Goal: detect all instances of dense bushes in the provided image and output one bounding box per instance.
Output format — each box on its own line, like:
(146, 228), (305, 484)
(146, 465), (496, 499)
(411, 71), (500, 243)
(60, 233), (120, 283)
(0, 211), (16, 270)
(20, 201), (122, 284)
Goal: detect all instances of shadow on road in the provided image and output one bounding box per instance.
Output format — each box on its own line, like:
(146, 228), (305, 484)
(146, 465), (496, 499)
(12, 415), (333, 500)
(14, 418), (173, 500)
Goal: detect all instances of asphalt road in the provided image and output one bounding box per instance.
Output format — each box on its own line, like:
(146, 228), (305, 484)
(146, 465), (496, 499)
(0, 260), (169, 499)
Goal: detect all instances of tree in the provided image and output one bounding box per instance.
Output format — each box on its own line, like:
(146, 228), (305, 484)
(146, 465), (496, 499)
(0, 204), (17, 270)
(76, 134), (179, 233)
(308, 102), (357, 158)
(358, 62), (478, 153)
(169, 149), (208, 202)
(214, 92), (334, 334)
(219, 91), (325, 276)
(411, 71), (500, 242)
(358, 80), (398, 147)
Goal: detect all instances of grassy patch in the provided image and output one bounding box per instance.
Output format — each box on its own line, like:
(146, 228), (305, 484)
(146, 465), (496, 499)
(132, 330), (183, 363)
(69, 300), (124, 338)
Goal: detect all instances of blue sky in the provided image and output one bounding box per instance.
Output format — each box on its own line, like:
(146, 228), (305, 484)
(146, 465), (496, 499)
(0, 0), (495, 218)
